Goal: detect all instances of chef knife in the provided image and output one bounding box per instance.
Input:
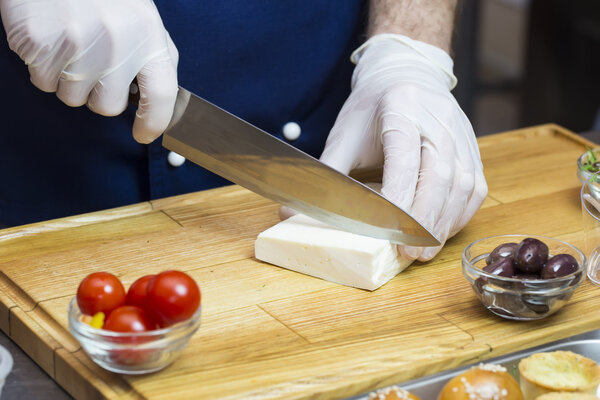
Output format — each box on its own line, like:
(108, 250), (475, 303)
(160, 87), (439, 246)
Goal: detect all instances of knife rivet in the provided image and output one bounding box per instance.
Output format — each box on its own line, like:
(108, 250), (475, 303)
(167, 151), (186, 167)
(282, 122), (301, 141)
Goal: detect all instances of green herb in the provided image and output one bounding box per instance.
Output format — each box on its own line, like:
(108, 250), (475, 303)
(583, 147), (600, 173)
(510, 363), (518, 378)
(587, 147), (598, 164)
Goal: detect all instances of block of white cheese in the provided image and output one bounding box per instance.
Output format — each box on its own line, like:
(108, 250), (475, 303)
(254, 214), (413, 291)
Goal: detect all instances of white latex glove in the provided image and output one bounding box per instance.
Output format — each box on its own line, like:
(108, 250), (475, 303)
(320, 34), (488, 261)
(0, 0), (178, 143)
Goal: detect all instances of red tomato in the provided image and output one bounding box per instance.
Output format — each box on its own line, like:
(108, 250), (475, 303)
(104, 305), (155, 365)
(104, 306), (156, 332)
(126, 274), (155, 308)
(76, 272), (126, 316)
(146, 270), (201, 327)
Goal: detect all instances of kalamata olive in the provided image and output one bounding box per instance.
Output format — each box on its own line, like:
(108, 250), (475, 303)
(541, 253), (578, 279)
(489, 292), (529, 317)
(485, 242), (518, 265)
(521, 295), (550, 314)
(511, 274), (542, 291)
(512, 274), (542, 280)
(514, 238), (549, 273)
(482, 257), (515, 277)
(474, 277), (488, 295)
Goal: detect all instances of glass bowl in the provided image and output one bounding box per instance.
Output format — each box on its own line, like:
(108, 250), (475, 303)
(582, 172), (600, 286)
(577, 148), (600, 184)
(68, 298), (201, 374)
(0, 343), (13, 397)
(462, 235), (586, 321)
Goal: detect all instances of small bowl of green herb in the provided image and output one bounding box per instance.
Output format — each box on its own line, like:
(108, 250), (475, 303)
(577, 147), (600, 184)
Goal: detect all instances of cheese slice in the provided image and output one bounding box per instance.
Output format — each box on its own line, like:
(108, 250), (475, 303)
(254, 214), (413, 291)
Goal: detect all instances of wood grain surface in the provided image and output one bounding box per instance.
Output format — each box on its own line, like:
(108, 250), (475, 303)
(0, 124), (598, 399)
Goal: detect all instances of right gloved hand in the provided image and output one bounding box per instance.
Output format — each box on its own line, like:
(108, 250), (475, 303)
(0, 0), (178, 143)
(319, 34), (487, 261)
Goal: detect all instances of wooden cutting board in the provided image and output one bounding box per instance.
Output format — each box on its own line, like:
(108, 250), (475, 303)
(0, 124), (598, 399)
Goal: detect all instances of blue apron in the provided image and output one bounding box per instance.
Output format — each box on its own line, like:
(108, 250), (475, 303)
(0, 1), (365, 226)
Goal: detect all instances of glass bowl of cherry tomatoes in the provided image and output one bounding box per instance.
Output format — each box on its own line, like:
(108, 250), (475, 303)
(68, 270), (201, 374)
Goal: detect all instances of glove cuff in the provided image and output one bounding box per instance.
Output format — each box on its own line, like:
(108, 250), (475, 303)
(351, 33), (458, 90)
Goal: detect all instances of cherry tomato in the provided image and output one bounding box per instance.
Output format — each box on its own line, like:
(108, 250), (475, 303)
(76, 272), (126, 316)
(126, 274), (156, 309)
(146, 270), (201, 327)
(109, 346), (152, 366)
(103, 306), (156, 332)
(104, 306), (155, 365)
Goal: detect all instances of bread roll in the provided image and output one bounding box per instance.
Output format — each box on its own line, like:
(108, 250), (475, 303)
(535, 393), (599, 400)
(518, 351), (600, 400)
(368, 386), (420, 400)
(438, 363), (523, 400)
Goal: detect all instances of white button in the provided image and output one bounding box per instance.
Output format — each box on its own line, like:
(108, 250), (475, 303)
(129, 82), (139, 95)
(282, 122), (301, 141)
(167, 151), (186, 167)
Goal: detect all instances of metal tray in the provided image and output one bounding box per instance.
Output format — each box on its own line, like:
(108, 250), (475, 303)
(350, 329), (600, 399)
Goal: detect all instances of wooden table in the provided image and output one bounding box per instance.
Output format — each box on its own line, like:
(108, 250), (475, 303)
(0, 124), (597, 399)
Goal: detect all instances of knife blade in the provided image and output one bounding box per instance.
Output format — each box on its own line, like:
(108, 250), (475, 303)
(161, 87), (439, 246)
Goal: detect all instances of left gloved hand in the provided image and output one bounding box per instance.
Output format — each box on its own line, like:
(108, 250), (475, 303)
(319, 34), (488, 261)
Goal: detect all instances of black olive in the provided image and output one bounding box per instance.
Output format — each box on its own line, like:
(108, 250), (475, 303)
(515, 238), (549, 273)
(512, 274), (542, 280)
(521, 295), (551, 314)
(485, 242), (518, 265)
(511, 274), (542, 291)
(474, 276), (488, 294)
(482, 257), (515, 277)
(541, 253), (578, 279)
(489, 292), (528, 317)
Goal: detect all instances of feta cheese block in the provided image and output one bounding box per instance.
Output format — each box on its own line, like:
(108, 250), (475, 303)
(254, 214), (413, 291)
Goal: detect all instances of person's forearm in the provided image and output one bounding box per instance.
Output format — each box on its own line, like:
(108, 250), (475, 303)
(367, 0), (458, 53)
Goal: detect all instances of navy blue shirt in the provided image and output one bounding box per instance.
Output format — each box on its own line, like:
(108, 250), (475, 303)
(0, 1), (365, 226)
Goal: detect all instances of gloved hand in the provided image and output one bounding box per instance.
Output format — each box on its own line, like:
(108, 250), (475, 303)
(320, 34), (487, 261)
(0, 0), (178, 143)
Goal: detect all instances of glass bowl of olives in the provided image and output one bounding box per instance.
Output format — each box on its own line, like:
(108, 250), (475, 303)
(462, 235), (586, 321)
